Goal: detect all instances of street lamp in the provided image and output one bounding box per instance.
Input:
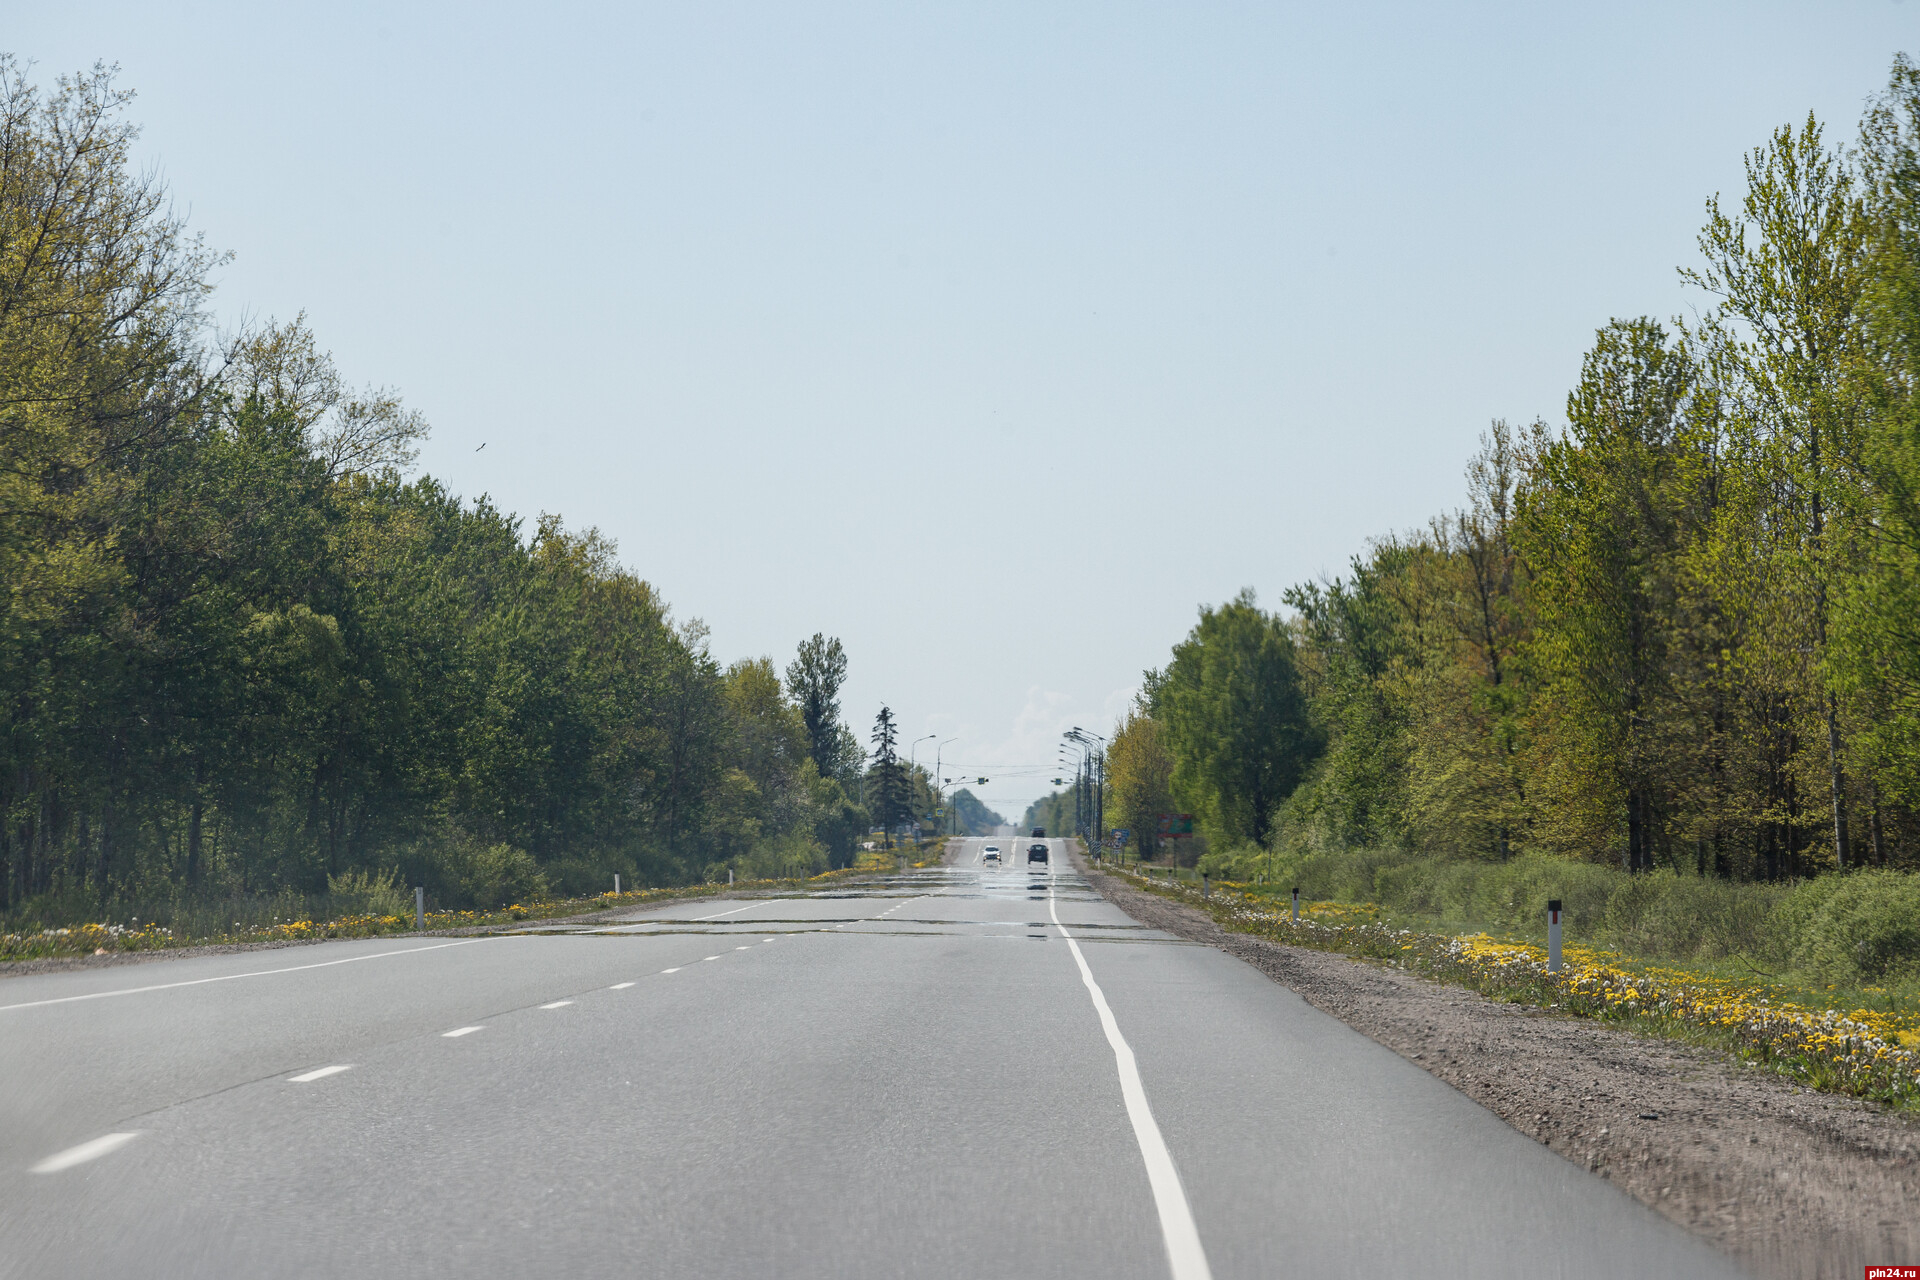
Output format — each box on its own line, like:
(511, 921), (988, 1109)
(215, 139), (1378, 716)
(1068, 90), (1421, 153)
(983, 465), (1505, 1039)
(932, 736), (959, 832)
(906, 734), (936, 849)
(1065, 728), (1108, 863)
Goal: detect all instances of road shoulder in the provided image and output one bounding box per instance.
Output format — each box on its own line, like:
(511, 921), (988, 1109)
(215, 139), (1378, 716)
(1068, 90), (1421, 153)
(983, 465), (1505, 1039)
(0, 888), (755, 980)
(1075, 853), (1920, 1280)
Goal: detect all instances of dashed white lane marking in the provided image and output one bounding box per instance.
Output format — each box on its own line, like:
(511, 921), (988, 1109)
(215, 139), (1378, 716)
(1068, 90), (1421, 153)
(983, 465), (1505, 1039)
(442, 1026), (484, 1037)
(1050, 882), (1212, 1280)
(288, 1064), (353, 1083)
(762, 938), (776, 943)
(539, 1000), (574, 1009)
(691, 902), (765, 922)
(31, 1132), (139, 1174)
(610, 982), (635, 989)
(701, 955), (721, 961)
(0, 939), (491, 1014)
(660, 967), (681, 974)
(734, 945), (752, 951)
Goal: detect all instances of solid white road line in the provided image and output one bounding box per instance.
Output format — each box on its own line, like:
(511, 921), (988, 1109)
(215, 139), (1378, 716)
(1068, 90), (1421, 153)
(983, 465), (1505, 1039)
(1050, 884), (1213, 1280)
(288, 1065), (353, 1083)
(443, 1026), (484, 1037)
(0, 939), (492, 1014)
(30, 1132), (139, 1174)
(610, 982), (635, 989)
(539, 1000), (573, 1009)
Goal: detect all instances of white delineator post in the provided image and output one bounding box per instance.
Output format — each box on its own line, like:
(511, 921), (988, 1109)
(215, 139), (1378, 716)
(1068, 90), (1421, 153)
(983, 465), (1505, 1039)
(415, 886), (425, 931)
(1547, 899), (1563, 973)
(1291, 887), (1300, 923)
(614, 874), (620, 895)
(729, 868), (734, 886)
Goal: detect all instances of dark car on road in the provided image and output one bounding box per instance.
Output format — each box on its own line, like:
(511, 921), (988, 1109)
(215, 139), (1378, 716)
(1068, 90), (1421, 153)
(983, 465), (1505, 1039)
(1031, 827), (1045, 838)
(1027, 844), (1048, 864)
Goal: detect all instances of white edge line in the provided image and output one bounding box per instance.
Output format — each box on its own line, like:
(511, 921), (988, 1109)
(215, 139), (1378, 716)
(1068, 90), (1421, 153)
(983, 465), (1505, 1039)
(442, 1026), (484, 1037)
(31, 1132), (140, 1174)
(0, 939), (492, 1014)
(1051, 885), (1213, 1280)
(288, 1064), (352, 1083)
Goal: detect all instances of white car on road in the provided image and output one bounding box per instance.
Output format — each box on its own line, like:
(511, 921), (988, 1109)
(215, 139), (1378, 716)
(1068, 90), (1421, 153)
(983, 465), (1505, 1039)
(982, 846), (1001, 863)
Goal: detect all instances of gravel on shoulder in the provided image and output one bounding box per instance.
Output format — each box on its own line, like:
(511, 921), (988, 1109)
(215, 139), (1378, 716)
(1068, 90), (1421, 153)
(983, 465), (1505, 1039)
(1081, 860), (1920, 1280)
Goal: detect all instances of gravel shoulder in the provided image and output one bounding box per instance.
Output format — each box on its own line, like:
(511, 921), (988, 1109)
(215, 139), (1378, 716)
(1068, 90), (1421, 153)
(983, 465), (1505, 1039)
(1078, 856), (1920, 1280)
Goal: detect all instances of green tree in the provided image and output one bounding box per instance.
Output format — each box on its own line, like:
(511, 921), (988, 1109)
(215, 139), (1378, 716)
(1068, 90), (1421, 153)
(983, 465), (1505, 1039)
(1154, 590), (1316, 848)
(867, 706), (909, 849)
(1836, 56), (1920, 844)
(785, 633), (848, 777)
(945, 788), (1004, 836)
(1682, 112), (1873, 868)
(1105, 706), (1172, 859)
(1517, 321), (1699, 869)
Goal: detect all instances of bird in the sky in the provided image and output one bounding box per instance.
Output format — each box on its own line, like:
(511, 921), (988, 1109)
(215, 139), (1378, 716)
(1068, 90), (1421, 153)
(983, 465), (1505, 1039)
(475, 443), (486, 452)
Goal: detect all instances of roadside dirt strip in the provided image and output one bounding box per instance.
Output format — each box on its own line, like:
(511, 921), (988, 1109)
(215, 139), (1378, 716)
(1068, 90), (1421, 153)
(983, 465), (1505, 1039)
(1080, 862), (1920, 1280)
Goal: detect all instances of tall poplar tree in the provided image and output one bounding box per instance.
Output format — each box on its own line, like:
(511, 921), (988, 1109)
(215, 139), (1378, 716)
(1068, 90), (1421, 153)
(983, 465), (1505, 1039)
(867, 706), (907, 849)
(785, 633), (849, 777)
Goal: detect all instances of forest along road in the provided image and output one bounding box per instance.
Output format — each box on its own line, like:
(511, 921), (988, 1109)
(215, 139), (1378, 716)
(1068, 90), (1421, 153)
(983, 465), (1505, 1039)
(0, 839), (1747, 1280)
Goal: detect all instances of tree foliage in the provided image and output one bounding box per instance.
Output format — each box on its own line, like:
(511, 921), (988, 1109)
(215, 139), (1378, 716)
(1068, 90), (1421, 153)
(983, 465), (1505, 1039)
(1137, 57), (1920, 884)
(945, 788), (1004, 836)
(785, 633), (849, 778)
(1149, 590), (1315, 849)
(0, 61), (868, 915)
(866, 706), (909, 848)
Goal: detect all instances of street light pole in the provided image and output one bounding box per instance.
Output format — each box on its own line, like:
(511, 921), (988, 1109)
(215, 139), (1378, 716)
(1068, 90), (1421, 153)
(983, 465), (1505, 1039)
(933, 736), (958, 832)
(1066, 726), (1108, 862)
(907, 734), (936, 848)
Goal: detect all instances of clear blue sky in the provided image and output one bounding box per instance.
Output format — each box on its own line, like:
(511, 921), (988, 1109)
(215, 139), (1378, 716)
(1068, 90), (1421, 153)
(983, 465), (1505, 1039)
(12, 2), (1913, 818)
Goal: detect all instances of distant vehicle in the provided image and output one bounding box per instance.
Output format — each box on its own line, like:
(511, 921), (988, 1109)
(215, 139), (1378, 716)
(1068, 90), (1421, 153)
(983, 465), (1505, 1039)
(1027, 844), (1048, 864)
(1031, 827), (1045, 838)
(982, 845), (1001, 863)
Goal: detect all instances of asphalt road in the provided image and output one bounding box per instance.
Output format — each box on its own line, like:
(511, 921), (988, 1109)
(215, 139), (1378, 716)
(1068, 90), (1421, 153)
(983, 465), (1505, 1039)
(0, 838), (1747, 1279)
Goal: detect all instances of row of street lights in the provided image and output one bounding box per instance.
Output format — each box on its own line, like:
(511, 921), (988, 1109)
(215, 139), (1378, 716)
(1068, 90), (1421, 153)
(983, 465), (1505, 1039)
(901, 728), (1110, 846)
(1059, 726), (1106, 857)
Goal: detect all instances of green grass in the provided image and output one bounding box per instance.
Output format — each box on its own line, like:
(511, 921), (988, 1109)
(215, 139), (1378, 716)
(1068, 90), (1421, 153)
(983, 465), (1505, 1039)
(1182, 841), (1920, 1004)
(1112, 864), (1920, 1109)
(0, 862), (893, 963)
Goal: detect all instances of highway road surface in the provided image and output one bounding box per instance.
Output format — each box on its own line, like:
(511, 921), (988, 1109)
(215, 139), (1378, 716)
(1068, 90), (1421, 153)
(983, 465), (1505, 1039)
(0, 838), (1745, 1278)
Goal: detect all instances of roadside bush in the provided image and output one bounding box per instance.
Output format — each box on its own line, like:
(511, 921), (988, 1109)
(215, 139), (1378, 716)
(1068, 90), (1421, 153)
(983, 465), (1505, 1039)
(325, 867), (408, 918)
(1604, 872), (1787, 966)
(1259, 838), (1920, 980)
(723, 829), (829, 882)
(1782, 870), (1920, 983)
(1196, 843), (1265, 880)
(463, 844), (549, 908)
(403, 833), (550, 909)
(541, 857), (627, 900)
